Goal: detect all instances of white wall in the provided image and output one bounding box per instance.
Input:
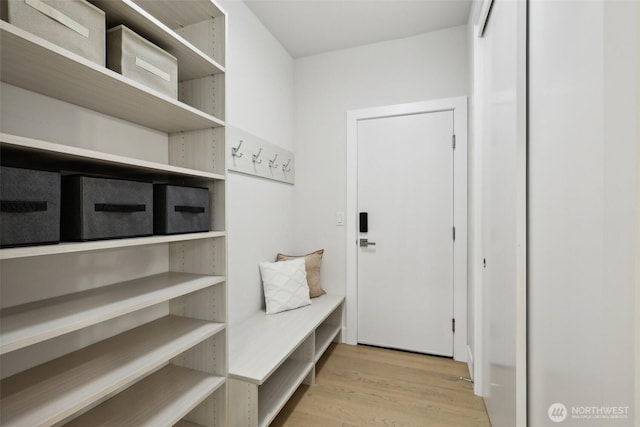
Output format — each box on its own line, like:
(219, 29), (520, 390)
(218, 0), (296, 324)
(293, 26), (469, 299)
(529, 1), (638, 425)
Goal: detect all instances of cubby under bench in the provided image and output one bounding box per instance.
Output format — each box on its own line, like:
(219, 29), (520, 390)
(228, 294), (345, 427)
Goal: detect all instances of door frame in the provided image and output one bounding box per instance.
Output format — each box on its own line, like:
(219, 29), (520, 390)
(345, 97), (468, 362)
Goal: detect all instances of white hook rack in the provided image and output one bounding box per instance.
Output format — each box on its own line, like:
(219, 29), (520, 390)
(228, 126), (295, 185)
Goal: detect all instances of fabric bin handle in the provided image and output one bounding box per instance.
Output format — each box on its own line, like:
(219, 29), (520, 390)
(25, 0), (90, 38)
(95, 203), (146, 212)
(135, 57), (171, 82)
(1, 200), (48, 213)
(174, 205), (205, 214)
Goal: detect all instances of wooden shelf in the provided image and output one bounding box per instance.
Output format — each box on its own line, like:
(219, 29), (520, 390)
(133, 0), (226, 28)
(0, 231), (225, 260)
(89, 0), (224, 81)
(314, 323), (341, 363)
(66, 364), (225, 426)
(257, 359), (313, 427)
(1, 272), (225, 354)
(0, 21), (224, 133)
(0, 315), (225, 427)
(0, 133), (225, 183)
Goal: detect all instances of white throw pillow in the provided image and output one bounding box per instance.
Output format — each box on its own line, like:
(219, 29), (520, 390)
(259, 258), (311, 314)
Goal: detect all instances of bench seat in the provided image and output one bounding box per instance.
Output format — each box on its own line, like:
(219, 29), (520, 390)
(228, 294), (345, 426)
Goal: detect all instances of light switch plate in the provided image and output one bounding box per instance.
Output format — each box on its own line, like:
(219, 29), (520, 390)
(336, 211), (345, 226)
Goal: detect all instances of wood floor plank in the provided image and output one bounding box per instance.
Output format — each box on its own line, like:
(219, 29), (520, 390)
(271, 343), (490, 427)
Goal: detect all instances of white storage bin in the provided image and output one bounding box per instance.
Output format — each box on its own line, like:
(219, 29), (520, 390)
(107, 25), (178, 99)
(2, 0), (106, 65)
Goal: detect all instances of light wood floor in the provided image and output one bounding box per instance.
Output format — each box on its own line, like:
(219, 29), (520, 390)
(271, 343), (491, 427)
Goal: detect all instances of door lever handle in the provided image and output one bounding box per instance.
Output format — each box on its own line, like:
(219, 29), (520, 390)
(359, 238), (376, 247)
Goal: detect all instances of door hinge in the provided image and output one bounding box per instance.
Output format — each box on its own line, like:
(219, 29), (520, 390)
(452, 134), (456, 149)
(452, 226), (456, 241)
(452, 318), (456, 333)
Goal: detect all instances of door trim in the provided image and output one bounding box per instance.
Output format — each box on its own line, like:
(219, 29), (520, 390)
(346, 97), (468, 362)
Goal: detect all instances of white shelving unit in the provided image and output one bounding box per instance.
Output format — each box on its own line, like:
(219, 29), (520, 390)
(66, 364), (226, 426)
(0, 1), (228, 425)
(0, 133), (225, 182)
(89, 0), (225, 80)
(0, 231), (225, 260)
(258, 358), (314, 427)
(0, 22), (223, 133)
(229, 295), (345, 426)
(1, 316), (225, 426)
(314, 323), (342, 363)
(0, 272), (225, 354)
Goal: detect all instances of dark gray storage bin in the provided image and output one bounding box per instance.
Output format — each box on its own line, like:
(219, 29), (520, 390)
(61, 176), (153, 241)
(0, 166), (60, 247)
(107, 25), (178, 98)
(154, 184), (209, 235)
(2, 0), (106, 66)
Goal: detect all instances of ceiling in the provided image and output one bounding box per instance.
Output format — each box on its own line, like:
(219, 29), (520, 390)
(244, 0), (473, 58)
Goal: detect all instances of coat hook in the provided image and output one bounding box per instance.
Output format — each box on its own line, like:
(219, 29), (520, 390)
(232, 140), (244, 158)
(269, 153), (279, 168)
(252, 148), (263, 164)
(282, 159), (291, 172)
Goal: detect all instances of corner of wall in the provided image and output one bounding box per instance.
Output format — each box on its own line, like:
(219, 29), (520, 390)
(219, 0), (297, 325)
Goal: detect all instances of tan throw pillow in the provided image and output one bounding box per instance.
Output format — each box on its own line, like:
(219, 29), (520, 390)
(276, 249), (326, 298)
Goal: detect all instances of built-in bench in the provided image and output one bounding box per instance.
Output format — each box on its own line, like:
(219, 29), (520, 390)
(228, 294), (345, 427)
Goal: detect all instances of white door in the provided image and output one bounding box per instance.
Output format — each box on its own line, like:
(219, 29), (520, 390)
(357, 111), (455, 356)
